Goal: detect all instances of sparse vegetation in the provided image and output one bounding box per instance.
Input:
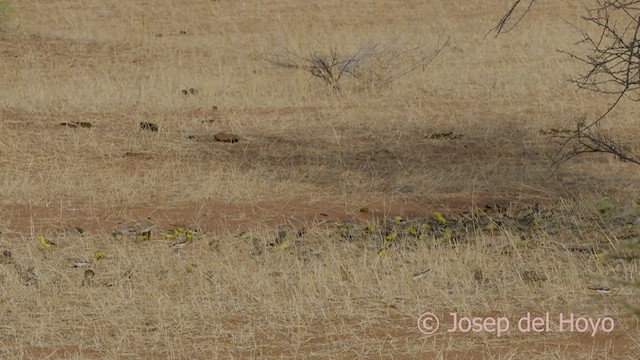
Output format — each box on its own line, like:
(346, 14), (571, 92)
(0, 1), (639, 359)
(0, 1), (12, 32)
(554, 0), (640, 165)
(496, 0), (640, 320)
(264, 38), (449, 91)
(497, 0), (640, 166)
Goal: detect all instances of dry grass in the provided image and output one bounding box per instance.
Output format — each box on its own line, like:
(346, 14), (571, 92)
(1, 0), (640, 358)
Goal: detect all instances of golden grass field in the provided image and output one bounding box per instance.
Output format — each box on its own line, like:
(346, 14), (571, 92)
(1, 0), (640, 358)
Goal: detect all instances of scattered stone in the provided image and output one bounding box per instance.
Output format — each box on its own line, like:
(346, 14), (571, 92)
(123, 152), (153, 160)
(201, 106), (220, 124)
(412, 269), (431, 281)
(427, 132), (463, 140)
(473, 269), (485, 284)
(539, 128), (572, 135)
(521, 270), (547, 283)
(21, 266), (38, 286)
(297, 228), (306, 237)
(71, 226), (88, 236)
(250, 237), (263, 257)
(60, 121), (92, 128)
(561, 244), (606, 255)
(181, 88), (198, 95)
(0, 250), (13, 265)
(186, 135), (215, 141)
(140, 122), (159, 132)
(81, 269), (95, 287)
(588, 286), (612, 295)
(214, 132), (240, 143)
(67, 258), (91, 268)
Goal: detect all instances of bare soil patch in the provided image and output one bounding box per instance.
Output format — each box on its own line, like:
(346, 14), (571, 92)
(1, 1), (639, 358)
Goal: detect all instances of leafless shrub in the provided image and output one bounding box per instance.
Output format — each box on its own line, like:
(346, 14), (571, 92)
(265, 48), (362, 91)
(350, 39), (450, 88)
(552, 1), (640, 163)
(495, 1), (640, 166)
(560, 1), (640, 100)
(551, 115), (640, 166)
(263, 37), (450, 91)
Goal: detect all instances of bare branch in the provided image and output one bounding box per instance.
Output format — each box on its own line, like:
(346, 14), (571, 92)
(551, 115), (640, 165)
(490, 0), (537, 37)
(547, 1), (640, 166)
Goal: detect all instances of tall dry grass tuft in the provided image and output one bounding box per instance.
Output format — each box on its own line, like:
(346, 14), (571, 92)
(0, 1), (639, 358)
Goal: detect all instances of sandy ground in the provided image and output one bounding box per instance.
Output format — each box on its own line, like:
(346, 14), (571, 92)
(0, 1), (639, 358)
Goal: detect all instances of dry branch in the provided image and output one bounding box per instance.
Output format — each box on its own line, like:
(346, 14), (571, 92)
(553, 1), (640, 164)
(490, 0), (537, 36)
(263, 37), (450, 91)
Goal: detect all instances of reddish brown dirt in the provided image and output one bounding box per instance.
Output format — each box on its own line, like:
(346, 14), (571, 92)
(0, 195), (539, 237)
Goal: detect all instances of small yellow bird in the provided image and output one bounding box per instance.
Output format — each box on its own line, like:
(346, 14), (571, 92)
(38, 236), (57, 248)
(162, 227), (184, 239)
(434, 212), (448, 224)
(136, 231), (151, 242)
(136, 225), (155, 243)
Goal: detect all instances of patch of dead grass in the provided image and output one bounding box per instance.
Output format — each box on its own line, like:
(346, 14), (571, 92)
(0, 0), (639, 358)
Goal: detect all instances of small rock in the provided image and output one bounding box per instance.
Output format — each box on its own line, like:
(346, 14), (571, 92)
(81, 269), (95, 287)
(427, 132), (463, 140)
(0, 250), (13, 265)
(60, 121), (92, 128)
(140, 122), (159, 132)
(181, 88), (198, 95)
(473, 269), (485, 284)
(297, 228), (306, 237)
(214, 132), (239, 143)
(522, 270), (547, 283)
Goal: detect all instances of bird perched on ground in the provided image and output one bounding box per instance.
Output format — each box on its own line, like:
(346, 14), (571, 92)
(38, 236), (57, 248)
(136, 225), (155, 242)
